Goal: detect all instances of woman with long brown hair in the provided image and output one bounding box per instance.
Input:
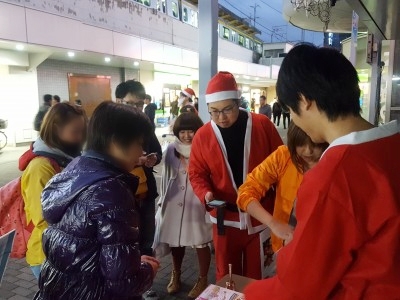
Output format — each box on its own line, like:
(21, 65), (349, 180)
(20, 103), (86, 279)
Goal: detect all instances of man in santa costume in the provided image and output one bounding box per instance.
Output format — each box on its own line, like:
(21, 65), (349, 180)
(179, 88), (197, 113)
(189, 71), (282, 280)
(245, 44), (400, 299)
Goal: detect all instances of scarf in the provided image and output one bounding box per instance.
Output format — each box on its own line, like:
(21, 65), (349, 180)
(174, 138), (192, 159)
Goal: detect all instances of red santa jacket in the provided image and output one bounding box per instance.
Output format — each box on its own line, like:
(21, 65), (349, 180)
(245, 121), (400, 299)
(189, 112), (282, 232)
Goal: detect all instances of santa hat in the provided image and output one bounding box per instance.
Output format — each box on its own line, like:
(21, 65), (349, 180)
(205, 71), (241, 104)
(181, 88), (196, 99)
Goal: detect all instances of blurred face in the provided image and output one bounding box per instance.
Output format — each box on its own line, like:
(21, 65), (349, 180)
(259, 97), (266, 106)
(179, 130), (195, 145)
(208, 99), (240, 128)
(58, 116), (86, 145)
(296, 143), (324, 170)
(110, 139), (144, 172)
(123, 93), (144, 111)
(144, 98), (151, 105)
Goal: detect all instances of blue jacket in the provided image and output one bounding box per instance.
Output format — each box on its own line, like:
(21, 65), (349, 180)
(34, 151), (153, 300)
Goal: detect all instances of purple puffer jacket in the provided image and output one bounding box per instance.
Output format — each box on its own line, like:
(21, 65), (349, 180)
(34, 151), (153, 300)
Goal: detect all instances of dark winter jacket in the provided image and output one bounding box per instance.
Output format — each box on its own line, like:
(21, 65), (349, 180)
(33, 104), (51, 131)
(34, 151), (153, 300)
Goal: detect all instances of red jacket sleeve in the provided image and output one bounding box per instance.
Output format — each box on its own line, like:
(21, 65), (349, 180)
(261, 115), (283, 151)
(188, 129), (212, 204)
(245, 182), (358, 299)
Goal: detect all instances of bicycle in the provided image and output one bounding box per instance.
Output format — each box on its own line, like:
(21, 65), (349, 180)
(0, 119), (8, 150)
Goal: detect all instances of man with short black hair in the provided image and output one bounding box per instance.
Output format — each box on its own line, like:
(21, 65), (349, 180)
(258, 95), (272, 119)
(34, 94), (52, 131)
(51, 95), (61, 106)
(144, 94), (157, 128)
(245, 44), (400, 299)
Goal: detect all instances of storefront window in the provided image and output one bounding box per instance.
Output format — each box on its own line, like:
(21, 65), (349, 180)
(157, 0), (166, 13)
(245, 38), (250, 49)
(136, 0), (151, 7)
(183, 7), (188, 22)
(231, 30), (236, 43)
(238, 35), (244, 46)
(171, 1), (179, 18)
(191, 10), (198, 27)
(223, 27), (230, 39)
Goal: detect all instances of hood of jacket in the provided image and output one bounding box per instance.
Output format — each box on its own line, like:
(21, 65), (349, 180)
(19, 138), (74, 171)
(41, 152), (138, 224)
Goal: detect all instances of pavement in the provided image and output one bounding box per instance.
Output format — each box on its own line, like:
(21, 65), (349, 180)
(0, 123), (287, 300)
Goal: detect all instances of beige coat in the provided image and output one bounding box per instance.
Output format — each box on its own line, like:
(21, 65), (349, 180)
(158, 143), (212, 247)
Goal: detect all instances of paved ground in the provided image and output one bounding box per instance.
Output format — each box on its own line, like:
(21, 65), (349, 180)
(0, 124), (287, 299)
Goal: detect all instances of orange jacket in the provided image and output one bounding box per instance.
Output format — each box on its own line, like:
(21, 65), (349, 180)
(237, 145), (303, 252)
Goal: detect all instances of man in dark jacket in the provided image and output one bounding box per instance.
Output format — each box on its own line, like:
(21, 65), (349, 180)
(272, 100), (282, 126)
(144, 94), (157, 128)
(115, 80), (162, 256)
(259, 95), (272, 119)
(33, 94), (52, 131)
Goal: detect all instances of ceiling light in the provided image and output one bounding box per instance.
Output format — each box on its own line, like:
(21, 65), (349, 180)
(243, 75), (250, 80)
(235, 75), (240, 79)
(255, 77), (259, 80)
(104, 57), (111, 63)
(133, 61), (140, 66)
(67, 52), (75, 57)
(15, 44), (24, 51)
(392, 76), (400, 81)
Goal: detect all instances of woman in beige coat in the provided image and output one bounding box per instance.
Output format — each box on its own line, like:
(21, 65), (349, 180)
(158, 113), (212, 299)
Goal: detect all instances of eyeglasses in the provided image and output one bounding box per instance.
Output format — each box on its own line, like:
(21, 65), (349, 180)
(208, 105), (237, 118)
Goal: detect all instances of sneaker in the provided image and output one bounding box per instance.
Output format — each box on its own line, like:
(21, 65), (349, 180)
(188, 276), (208, 299)
(167, 270), (181, 294)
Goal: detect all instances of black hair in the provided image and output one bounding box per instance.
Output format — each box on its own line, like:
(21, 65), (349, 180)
(173, 112), (203, 137)
(125, 80), (146, 99)
(260, 95), (266, 100)
(86, 101), (152, 153)
(144, 94), (152, 100)
(276, 44), (361, 121)
(115, 82), (128, 99)
(43, 94), (52, 104)
(53, 95), (61, 103)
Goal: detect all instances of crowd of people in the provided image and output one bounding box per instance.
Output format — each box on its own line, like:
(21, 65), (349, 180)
(3, 43), (399, 300)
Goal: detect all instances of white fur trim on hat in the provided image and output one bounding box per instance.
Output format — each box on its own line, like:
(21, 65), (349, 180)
(205, 90), (241, 103)
(182, 90), (193, 99)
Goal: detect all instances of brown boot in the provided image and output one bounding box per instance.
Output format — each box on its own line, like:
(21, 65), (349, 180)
(167, 270), (181, 294)
(188, 276), (208, 299)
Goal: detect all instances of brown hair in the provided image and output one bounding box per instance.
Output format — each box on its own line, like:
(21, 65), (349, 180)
(287, 122), (328, 173)
(40, 102), (87, 149)
(173, 112), (203, 137)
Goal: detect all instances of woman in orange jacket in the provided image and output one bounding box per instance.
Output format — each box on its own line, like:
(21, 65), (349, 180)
(237, 123), (328, 253)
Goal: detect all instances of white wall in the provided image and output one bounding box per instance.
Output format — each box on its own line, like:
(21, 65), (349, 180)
(0, 66), (39, 145)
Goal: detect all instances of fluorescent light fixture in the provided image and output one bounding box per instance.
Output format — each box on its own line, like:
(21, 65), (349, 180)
(235, 75), (240, 79)
(133, 61), (140, 66)
(67, 52), (75, 57)
(392, 76), (400, 81)
(104, 57), (111, 63)
(15, 44), (24, 51)
(243, 75), (250, 80)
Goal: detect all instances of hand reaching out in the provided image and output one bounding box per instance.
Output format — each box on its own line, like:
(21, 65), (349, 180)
(268, 218), (294, 245)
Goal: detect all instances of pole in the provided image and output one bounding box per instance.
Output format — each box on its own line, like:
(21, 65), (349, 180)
(198, 0), (218, 123)
(250, 3), (260, 28)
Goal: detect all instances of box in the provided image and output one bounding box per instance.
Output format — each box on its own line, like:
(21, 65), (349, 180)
(196, 284), (245, 300)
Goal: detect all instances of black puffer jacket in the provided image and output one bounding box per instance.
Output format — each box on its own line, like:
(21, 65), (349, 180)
(34, 151), (153, 300)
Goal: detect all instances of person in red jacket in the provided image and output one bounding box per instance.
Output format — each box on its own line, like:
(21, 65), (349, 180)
(245, 44), (400, 299)
(189, 71), (282, 281)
